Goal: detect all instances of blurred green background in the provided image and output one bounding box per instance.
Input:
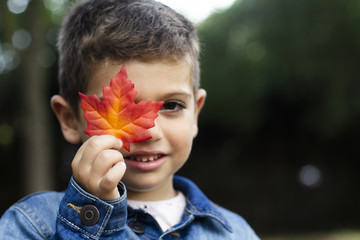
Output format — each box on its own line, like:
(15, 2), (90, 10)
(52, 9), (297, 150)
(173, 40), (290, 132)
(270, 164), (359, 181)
(1, 0), (360, 238)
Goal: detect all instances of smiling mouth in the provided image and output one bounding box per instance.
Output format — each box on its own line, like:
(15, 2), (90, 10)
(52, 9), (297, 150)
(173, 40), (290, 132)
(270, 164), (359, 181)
(125, 154), (164, 162)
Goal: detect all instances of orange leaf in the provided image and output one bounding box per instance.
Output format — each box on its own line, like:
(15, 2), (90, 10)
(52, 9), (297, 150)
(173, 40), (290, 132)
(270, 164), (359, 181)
(79, 65), (163, 151)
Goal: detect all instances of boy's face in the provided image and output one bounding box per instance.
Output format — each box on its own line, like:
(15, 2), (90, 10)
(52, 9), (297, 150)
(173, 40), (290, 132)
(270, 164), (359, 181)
(75, 59), (206, 199)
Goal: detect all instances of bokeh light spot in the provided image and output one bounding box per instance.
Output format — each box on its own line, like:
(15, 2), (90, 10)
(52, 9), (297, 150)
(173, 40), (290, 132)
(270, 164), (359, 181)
(12, 29), (32, 50)
(298, 164), (323, 188)
(7, 0), (30, 14)
(0, 43), (21, 74)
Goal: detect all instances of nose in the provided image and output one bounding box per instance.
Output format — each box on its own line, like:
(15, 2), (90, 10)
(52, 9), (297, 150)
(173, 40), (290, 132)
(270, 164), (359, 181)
(144, 118), (162, 142)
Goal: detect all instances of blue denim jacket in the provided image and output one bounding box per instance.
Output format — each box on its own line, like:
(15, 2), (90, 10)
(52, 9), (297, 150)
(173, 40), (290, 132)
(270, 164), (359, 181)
(0, 176), (260, 239)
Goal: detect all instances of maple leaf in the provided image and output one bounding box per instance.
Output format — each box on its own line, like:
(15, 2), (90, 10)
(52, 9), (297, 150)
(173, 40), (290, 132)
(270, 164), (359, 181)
(79, 65), (163, 151)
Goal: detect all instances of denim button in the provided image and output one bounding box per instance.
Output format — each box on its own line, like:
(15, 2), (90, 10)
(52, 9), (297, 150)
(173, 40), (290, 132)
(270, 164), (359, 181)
(79, 205), (100, 226)
(128, 220), (145, 234)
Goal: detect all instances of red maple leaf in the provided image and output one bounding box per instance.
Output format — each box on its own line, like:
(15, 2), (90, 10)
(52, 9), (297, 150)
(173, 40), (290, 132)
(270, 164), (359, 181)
(79, 65), (163, 151)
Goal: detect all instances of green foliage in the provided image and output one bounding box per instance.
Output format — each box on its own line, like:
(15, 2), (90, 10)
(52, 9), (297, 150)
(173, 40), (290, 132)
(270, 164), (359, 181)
(198, 0), (360, 137)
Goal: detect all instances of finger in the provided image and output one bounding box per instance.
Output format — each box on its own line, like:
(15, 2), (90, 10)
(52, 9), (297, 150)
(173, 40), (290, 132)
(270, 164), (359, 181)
(81, 135), (123, 166)
(100, 161), (127, 192)
(72, 135), (123, 186)
(71, 139), (92, 171)
(91, 149), (123, 178)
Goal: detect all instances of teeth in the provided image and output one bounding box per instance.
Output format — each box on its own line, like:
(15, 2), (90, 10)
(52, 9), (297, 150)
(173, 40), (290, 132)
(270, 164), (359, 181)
(129, 154), (161, 162)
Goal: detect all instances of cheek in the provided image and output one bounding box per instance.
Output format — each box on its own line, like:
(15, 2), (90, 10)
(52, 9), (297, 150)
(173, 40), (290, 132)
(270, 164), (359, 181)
(163, 114), (195, 153)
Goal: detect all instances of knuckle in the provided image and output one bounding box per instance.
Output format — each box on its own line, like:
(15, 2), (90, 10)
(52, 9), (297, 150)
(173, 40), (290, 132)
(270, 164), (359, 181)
(97, 150), (110, 162)
(102, 176), (118, 189)
(98, 149), (122, 162)
(87, 137), (101, 150)
(112, 150), (123, 161)
(107, 135), (122, 148)
(108, 135), (118, 142)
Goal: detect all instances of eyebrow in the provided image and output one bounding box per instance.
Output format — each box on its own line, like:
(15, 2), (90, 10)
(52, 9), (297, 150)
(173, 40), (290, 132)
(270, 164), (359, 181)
(161, 91), (192, 100)
(133, 90), (192, 104)
(99, 91), (192, 103)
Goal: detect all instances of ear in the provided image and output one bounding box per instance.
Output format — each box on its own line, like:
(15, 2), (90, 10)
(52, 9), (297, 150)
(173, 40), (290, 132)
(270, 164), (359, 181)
(193, 89), (207, 138)
(51, 95), (82, 144)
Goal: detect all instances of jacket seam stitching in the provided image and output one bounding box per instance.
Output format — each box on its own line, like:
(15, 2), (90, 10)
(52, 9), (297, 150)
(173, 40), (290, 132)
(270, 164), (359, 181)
(58, 213), (98, 239)
(13, 205), (49, 240)
(70, 181), (99, 203)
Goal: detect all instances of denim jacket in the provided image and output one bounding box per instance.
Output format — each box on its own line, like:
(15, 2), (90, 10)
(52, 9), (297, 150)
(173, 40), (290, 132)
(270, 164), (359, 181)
(0, 176), (260, 239)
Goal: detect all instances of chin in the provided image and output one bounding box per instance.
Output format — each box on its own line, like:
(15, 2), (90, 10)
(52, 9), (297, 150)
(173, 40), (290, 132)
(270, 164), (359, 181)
(123, 173), (173, 194)
(124, 175), (157, 188)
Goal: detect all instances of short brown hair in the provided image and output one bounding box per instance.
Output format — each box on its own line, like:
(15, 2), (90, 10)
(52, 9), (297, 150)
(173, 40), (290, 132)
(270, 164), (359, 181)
(57, 0), (200, 115)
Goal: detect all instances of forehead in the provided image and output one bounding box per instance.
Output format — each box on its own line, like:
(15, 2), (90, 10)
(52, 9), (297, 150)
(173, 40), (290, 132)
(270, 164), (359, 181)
(86, 59), (193, 100)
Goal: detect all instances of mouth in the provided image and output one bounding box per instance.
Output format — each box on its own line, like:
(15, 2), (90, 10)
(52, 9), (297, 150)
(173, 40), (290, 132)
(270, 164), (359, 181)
(125, 154), (164, 163)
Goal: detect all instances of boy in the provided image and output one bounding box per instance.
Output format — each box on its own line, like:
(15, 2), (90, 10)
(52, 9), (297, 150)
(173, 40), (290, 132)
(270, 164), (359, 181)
(0, 0), (259, 239)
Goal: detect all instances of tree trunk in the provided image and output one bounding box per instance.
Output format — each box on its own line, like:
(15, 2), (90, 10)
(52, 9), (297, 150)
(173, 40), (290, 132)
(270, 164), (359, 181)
(22, 0), (54, 194)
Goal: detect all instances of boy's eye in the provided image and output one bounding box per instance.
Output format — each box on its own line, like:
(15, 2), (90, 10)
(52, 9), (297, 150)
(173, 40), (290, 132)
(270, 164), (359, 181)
(161, 101), (184, 111)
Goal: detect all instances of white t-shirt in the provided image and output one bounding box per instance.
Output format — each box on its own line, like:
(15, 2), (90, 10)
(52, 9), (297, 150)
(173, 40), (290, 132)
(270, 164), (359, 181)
(127, 191), (186, 232)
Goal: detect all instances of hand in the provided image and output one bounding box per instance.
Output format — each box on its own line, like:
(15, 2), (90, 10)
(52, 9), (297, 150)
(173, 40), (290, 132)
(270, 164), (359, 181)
(71, 135), (126, 201)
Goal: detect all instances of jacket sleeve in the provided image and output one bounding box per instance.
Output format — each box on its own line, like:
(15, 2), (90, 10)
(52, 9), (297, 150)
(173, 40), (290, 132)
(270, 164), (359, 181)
(0, 177), (129, 240)
(54, 177), (128, 239)
(0, 203), (52, 240)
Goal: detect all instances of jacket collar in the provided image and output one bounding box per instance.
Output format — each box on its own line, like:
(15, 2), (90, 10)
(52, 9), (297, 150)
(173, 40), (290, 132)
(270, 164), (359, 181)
(173, 175), (233, 233)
